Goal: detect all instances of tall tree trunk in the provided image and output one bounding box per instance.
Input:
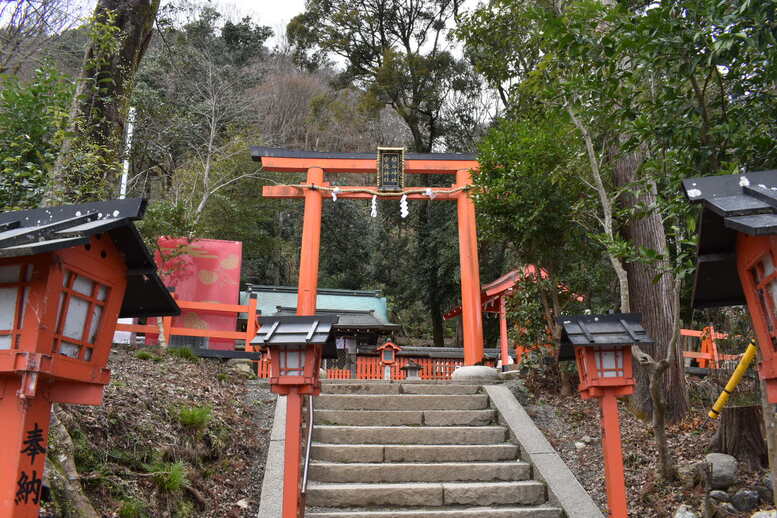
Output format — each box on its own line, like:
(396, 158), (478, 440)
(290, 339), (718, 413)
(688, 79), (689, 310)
(613, 149), (688, 423)
(44, 0), (160, 205)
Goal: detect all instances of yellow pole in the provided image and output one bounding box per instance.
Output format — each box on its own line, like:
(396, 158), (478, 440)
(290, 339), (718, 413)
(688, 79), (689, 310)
(708, 342), (758, 419)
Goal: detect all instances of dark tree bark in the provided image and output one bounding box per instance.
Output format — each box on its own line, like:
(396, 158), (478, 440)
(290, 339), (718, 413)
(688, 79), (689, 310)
(613, 148), (689, 423)
(44, 0), (160, 204)
(709, 405), (767, 470)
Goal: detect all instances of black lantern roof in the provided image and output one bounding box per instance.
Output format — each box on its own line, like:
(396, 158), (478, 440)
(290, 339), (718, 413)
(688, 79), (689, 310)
(682, 170), (777, 308)
(557, 313), (654, 361)
(251, 315), (339, 347)
(0, 198), (179, 318)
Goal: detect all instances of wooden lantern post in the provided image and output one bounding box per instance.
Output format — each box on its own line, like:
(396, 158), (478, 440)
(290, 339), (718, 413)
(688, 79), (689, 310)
(377, 341), (401, 380)
(0, 199), (178, 517)
(251, 315), (338, 518)
(558, 313), (654, 518)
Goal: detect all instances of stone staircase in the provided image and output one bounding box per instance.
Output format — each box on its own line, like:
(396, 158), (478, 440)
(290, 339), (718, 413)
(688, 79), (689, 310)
(304, 381), (563, 518)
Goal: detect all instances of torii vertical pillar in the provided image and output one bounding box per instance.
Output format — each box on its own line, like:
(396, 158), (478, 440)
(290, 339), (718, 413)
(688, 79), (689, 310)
(298, 167), (324, 317)
(456, 169), (484, 365)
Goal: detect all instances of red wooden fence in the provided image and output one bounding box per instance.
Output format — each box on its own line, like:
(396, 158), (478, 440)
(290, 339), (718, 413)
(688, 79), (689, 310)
(116, 296), (258, 347)
(681, 327), (738, 369)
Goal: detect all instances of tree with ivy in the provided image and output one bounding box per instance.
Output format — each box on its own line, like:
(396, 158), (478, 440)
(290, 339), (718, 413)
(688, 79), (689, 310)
(44, 0), (161, 205)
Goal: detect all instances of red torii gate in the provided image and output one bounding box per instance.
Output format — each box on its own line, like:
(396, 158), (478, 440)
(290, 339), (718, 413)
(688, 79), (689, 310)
(252, 147), (485, 364)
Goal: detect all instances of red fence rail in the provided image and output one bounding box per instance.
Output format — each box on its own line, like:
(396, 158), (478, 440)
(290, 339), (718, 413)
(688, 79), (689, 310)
(115, 296), (259, 348)
(681, 327), (737, 369)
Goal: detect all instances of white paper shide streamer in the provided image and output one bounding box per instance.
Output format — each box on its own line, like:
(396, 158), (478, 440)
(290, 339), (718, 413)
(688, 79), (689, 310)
(400, 194), (409, 218)
(370, 195), (377, 217)
(332, 186), (340, 201)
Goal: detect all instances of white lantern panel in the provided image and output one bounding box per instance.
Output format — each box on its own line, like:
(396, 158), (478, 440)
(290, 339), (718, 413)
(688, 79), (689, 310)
(18, 287), (29, 327)
(0, 265), (20, 283)
(63, 297), (89, 340)
(0, 334), (10, 350)
(88, 306), (102, 343)
(73, 275), (93, 296)
(96, 285), (108, 301)
(283, 349), (304, 376)
(0, 286), (18, 330)
(596, 349), (622, 378)
(58, 341), (80, 359)
(84, 347), (93, 361)
(384, 350), (394, 362)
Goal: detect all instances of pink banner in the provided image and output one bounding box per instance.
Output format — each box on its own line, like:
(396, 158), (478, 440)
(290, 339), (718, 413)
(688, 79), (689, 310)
(155, 238), (242, 350)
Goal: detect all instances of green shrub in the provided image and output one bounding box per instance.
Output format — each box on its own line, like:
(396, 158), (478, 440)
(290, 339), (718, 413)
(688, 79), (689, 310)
(134, 350), (161, 361)
(167, 347), (198, 361)
(216, 372), (229, 382)
(118, 498), (147, 518)
(150, 461), (188, 492)
(175, 500), (195, 518)
(178, 406), (212, 431)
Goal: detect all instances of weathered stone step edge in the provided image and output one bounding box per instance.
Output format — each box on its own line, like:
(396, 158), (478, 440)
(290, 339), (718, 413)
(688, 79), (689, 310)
(306, 506), (563, 518)
(314, 409), (496, 426)
(310, 443), (520, 463)
(308, 461), (531, 483)
(316, 394), (490, 410)
(313, 425), (507, 445)
(305, 481), (547, 507)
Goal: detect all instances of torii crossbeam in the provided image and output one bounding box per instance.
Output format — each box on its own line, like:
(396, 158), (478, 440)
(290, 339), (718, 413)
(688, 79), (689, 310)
(252, 146), (485, 364)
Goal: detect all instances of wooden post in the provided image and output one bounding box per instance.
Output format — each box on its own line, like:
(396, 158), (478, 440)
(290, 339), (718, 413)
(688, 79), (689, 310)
(0, 390), (52, 517)
(246, 295), (258, 346)
(600, 391), (628, 518)
(456, 169), (484, 365)
(298, 167), (324, 316)
(283, 388), (303, 518)
(499, 296), (510, 370)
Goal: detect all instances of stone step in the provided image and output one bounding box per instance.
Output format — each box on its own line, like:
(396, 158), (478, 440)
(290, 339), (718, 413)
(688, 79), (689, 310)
(308, 461), (531, 483)
(305, 481), (547, 508)
(315, 409), (496, 427)
(316, 394), (490, 411)
(321, 383), (484, 395)
(313, 425), (506, 445)
(311, 443), (520, 463)
(306, 507), (563, 518)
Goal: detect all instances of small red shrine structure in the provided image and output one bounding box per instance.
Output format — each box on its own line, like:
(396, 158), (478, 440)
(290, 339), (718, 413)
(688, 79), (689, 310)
(377, 341), (401, 379)
(444, 265), (584, 367)
(683, 171), (777, 401)
(0, 199), (178, 517)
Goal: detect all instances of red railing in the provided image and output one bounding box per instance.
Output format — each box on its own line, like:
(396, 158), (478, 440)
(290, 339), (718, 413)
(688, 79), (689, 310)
(254, 355), (495, 380)
(115, 296), (259, 348)
(681, 327), (737, 369)
(326, 368), (352, 379)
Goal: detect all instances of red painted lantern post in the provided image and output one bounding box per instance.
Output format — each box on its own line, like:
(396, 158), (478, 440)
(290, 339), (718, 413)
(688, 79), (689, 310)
(559, 314), (654, 518)
(0, 199), (178, 517)
(252, 316), (338, 518)
(377, 341), (401, 380)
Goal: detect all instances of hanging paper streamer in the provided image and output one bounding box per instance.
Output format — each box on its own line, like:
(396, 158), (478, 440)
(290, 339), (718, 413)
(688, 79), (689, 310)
(370, 195), (377, 217)
(400, 194), (409, 218)
(425, 187), (435, 199)
(332, 186), (340, 201)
